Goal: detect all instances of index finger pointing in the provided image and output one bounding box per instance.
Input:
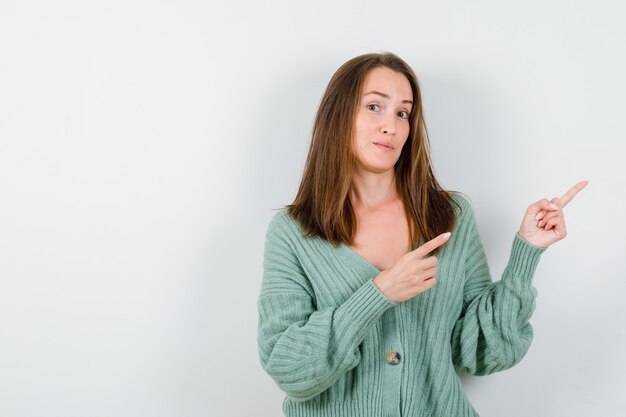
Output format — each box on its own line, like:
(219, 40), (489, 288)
(412, 232), (451, 258)
(559, 180), (589, 208)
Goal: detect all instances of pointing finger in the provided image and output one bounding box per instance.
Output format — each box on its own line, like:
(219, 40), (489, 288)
(559, 180), (589, 208)
(412, 232), (451, 258)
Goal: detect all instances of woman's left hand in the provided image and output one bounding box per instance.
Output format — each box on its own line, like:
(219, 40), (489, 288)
(518, 180), (589, 249)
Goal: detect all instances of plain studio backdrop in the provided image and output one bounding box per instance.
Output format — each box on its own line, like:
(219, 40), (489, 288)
(1, 0), (624, 416)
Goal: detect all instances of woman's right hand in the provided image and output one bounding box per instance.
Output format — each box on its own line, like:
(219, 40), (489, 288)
(373, 232), (452, 303)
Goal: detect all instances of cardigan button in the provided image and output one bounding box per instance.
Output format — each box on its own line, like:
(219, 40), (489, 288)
(386, 351), (400, 365)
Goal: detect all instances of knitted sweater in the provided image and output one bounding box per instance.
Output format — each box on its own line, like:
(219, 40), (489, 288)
(257, 192), (547, 417)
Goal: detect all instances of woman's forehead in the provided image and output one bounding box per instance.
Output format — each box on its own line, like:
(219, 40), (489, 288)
(361, 67), (412, 102)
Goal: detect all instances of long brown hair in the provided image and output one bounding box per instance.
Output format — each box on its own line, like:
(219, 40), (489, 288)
(284, 52), (463, 256)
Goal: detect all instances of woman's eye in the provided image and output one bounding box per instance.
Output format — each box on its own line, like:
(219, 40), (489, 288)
(366, 104), (380, 111)
(398, 111), (409, 119)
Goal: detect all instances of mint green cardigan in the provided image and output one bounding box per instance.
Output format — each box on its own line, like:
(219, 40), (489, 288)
(257, 192), (547, 416)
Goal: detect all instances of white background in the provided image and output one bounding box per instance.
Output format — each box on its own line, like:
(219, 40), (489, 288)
(1, 1), (624, 416)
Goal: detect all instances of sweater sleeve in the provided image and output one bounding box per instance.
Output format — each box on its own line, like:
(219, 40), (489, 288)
(257, 212), (397, 402)
(450, 199), (547, 376)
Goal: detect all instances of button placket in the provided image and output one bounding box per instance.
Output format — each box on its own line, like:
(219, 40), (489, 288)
(381, 306), (402, 416)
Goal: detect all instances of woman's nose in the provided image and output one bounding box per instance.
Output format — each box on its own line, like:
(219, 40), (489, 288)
(379, 115), (397, 135)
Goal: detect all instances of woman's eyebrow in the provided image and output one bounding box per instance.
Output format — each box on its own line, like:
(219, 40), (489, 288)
(363, 90), (413, 105)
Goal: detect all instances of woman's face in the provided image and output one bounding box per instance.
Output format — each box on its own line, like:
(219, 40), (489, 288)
(351, 67), (413, 174)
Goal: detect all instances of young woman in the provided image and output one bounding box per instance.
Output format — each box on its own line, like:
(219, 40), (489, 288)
(257, 52), (587, 417)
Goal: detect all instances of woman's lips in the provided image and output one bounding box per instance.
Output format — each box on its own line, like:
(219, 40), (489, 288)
(374, 142), (394, 151)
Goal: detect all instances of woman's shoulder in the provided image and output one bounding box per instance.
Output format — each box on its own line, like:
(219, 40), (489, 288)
(447, 191), (481, 237)
(449, 190), (473, 215)
(268, 207), (295, 225)
(265, 207), (305, 240)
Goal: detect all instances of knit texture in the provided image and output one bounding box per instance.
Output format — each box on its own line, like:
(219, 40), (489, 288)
(257, 192), (547, 416)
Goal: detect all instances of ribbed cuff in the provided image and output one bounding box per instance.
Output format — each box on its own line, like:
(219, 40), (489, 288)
(503, 232), (547, 280)
(335, 279), (397, 344)
(347, 279), (397, 324)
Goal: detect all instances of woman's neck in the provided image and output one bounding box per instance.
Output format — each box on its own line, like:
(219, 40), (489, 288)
(350, 169), (399, 211)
